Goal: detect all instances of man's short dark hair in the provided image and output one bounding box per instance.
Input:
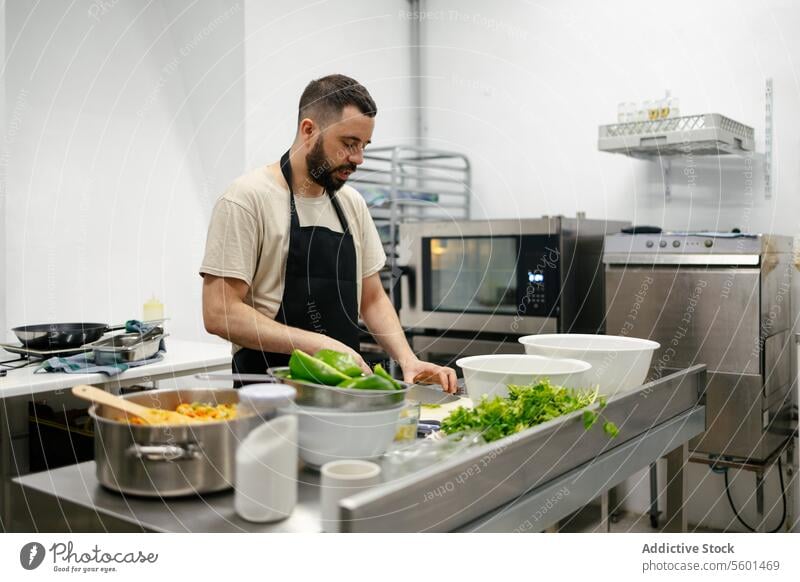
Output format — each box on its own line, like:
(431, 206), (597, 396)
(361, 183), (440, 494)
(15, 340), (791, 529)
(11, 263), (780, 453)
(298, 74), (377, 126)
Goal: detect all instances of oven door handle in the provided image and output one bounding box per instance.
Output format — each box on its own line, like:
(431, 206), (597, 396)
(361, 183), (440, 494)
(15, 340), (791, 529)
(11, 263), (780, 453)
(392, 264), (414, 310)
(402, 265), (415, 308)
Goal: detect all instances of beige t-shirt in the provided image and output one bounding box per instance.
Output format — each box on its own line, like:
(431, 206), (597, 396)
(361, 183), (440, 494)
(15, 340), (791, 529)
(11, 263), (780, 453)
(199, 165), (386, 331)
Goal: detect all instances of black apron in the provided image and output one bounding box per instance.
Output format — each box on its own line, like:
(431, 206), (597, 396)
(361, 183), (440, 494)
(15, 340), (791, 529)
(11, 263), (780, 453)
(232, 150), (361, 383)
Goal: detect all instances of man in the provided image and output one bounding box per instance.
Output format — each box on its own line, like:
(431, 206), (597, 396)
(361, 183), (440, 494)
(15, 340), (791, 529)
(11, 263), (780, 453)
(200, 74), (457, 393)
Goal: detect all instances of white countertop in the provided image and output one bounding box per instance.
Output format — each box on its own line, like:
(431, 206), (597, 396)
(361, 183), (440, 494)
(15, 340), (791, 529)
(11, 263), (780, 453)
(0, 338), (232, 398)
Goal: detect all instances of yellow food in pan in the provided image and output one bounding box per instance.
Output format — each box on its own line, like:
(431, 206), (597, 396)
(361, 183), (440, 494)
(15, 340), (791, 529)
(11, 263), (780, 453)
(122, 402), (237, 425)
(175, 402), (237, 421)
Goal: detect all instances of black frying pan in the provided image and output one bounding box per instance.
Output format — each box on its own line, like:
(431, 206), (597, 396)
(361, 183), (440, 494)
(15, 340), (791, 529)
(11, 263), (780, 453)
(11, 322), (127, 350)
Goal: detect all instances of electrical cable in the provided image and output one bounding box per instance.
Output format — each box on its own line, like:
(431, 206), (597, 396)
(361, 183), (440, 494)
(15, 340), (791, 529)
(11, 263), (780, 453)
(722, 458), (786, 533)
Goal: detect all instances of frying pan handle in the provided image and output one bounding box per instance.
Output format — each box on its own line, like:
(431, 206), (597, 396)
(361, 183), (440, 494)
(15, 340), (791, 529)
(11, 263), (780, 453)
(127, 443), (202, 462)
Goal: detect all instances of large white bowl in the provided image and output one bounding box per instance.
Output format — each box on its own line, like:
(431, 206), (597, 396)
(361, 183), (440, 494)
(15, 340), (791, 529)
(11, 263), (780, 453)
(280, 404), (403, 467)
(455, 354), (592, 401)
(518, 334), (660, 397)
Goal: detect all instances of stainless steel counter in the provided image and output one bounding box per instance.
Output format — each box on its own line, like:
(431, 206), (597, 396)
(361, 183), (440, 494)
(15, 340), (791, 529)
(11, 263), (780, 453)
(11, 366), (707, 533)
(13, 462), (323, 533)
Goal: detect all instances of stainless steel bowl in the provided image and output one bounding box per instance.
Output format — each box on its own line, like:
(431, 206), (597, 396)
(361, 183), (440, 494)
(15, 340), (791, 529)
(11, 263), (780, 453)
(89, 388), (259, 497)
(268, 367), (407, 411)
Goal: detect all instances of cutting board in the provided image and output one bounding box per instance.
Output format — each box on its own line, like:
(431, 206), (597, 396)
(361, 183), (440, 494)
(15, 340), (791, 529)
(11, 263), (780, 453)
(419, 396), (473, 423)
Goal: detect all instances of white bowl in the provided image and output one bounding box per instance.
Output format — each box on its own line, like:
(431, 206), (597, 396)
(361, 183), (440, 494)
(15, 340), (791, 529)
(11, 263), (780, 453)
(518, 334), (660, 397)
(280, 404), (403, 467)
(455, 354), (592, 401)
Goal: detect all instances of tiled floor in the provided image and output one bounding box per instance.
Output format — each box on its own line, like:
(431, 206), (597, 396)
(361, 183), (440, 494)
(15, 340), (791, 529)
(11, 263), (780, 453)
(556, 504), (723, 533)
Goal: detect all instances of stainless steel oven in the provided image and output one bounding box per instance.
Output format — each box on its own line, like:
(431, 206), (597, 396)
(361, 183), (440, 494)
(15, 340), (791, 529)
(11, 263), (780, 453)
(399, 216), (629, 337)
(604, 231), (796, 462)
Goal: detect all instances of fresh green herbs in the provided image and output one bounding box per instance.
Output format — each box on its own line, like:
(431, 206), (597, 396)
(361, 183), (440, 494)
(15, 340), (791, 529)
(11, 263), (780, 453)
(440, 380), (619, 443)
(581, 396), (619, 437)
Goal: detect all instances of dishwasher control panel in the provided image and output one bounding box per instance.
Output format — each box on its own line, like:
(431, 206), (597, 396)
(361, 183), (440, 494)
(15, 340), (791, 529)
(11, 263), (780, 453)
(603, 232), (790, 256)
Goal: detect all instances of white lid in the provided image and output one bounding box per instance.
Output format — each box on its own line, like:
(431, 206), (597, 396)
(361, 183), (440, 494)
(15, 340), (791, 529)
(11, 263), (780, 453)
(238, 383), (296, 412)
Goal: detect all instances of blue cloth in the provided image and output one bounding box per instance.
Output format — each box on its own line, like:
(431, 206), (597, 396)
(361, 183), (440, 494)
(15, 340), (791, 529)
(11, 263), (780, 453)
(36, 351), (165, 376)
(35, 320), (166, 377)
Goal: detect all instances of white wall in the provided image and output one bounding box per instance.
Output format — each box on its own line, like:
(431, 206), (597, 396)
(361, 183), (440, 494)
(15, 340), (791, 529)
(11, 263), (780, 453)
(3, 0), (244, 342)
(421, 0), (799, 531)
(422, 0), (800, 233)
(243, 0), (415, 166)
(3, 0), (796, 531)
(0, 4), (6, 341)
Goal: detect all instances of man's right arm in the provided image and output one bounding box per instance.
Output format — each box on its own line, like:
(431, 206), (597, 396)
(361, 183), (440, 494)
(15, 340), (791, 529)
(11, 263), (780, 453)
(202, 274), (369, 372)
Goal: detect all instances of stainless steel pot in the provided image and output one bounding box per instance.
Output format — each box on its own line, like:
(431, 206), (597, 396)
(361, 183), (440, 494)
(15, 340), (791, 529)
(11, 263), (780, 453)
(89, 388), (260, 497)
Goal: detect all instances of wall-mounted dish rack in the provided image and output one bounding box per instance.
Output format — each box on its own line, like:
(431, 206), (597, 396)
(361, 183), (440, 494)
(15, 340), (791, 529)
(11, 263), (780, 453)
(597, 80), (773, 199)
(598, 113), (755, 157)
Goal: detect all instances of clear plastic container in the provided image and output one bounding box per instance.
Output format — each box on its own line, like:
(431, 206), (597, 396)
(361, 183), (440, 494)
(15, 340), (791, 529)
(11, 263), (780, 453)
(381, 431), (486, 480)
(394, 400), (420, 442)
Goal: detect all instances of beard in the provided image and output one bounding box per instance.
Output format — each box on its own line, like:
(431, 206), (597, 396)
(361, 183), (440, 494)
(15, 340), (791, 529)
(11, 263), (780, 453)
(305, 138), (356, 193)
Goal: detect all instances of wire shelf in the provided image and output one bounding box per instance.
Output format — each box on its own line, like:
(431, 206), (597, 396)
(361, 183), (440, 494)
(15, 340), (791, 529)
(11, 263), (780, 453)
(598, 113), (755, 157)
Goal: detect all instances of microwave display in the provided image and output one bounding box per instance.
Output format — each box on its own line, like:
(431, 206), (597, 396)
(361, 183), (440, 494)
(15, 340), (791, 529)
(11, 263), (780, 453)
(421, 235), (560, 317)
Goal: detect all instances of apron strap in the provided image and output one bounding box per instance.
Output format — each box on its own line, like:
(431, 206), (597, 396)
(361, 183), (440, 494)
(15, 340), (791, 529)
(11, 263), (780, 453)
(280, 149), (351, 233)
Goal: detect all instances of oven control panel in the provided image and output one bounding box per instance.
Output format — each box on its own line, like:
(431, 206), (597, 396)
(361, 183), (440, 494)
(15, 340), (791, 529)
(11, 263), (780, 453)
(518, 235), (561, 317)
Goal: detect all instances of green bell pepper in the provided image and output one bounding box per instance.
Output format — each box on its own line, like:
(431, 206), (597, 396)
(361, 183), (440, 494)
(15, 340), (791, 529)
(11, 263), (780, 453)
(373, 363), (403, 390)
(314, 349), (363, 377)
(337, 373), (395, 390)
(288, 349), (349, 385)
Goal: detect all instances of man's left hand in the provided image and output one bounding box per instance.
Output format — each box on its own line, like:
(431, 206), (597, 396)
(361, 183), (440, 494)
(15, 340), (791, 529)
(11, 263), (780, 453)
(400, 358), (458, 394)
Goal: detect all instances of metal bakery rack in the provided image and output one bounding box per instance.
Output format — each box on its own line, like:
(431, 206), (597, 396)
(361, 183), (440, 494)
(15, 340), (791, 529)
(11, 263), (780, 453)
(350, 146), (471, 372)
(350, 145), (472, 308)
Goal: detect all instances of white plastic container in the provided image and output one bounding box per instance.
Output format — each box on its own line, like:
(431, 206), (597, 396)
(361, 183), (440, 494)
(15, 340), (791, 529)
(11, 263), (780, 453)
(234, 414), (298, 523)
(455, 354), (592, 401)
(283, 404), (404, 468)
(320, 460), (382, 533)
(518, 334), (660, 397)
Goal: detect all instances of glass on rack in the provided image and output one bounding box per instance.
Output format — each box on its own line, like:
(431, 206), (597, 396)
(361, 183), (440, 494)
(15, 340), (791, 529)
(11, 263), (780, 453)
(668, 96), (680, 118)
(646, 100), (659, 121)
(636, 102), (648, 122)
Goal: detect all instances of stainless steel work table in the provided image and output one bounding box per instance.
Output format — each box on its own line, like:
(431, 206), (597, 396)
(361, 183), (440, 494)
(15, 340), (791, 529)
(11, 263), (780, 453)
(0, 339), (232, 531)
(12, 366), (707, 533)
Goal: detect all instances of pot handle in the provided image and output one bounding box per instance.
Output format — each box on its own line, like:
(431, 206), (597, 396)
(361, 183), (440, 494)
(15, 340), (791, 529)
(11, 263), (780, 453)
(127, 443), (202, 462)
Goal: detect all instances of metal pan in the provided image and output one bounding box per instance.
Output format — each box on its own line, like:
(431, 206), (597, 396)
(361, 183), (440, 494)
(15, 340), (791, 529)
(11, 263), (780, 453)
(12, 322), (120, 350)
(196, 369), (409, 412)
(92, 330), (167, 365)
(11, 319), (165, 350)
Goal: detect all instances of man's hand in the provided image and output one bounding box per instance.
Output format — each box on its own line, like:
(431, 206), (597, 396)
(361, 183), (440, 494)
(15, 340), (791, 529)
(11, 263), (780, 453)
(400, 357), (458, 394)
(313, 336), (372, 375)
(203, 275), (370, 374)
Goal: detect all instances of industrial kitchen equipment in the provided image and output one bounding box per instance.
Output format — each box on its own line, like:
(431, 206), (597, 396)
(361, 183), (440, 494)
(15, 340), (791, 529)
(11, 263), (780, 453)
(604, 231), (797, 531)
(604, 231), (795, 463)
(399, 216), (629, 365)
